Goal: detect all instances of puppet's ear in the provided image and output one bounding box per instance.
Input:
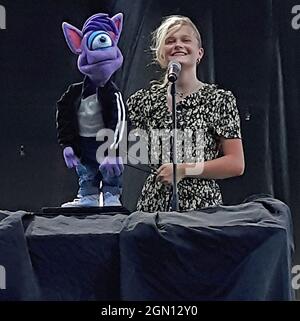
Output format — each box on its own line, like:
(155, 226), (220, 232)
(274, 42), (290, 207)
(62, 22), (83, 54)
(111, 13), (123, 43)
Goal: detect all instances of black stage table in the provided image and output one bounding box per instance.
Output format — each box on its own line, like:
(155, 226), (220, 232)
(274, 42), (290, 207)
(0, 196), (294, 300)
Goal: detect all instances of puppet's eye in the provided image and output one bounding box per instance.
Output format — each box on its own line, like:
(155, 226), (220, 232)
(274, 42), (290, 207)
(88, 32), (113, 50)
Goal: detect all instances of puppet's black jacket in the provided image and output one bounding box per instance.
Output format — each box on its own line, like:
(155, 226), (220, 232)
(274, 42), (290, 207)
(56, 77), (124, 157)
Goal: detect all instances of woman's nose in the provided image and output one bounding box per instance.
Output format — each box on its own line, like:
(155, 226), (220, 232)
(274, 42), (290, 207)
(174, 42), (184, 49)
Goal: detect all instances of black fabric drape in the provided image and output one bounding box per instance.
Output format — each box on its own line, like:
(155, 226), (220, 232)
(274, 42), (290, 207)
(0, 196), (294, 301)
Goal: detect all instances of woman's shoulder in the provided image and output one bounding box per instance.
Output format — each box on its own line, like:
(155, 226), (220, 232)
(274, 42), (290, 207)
(142, 82), (167, 97)
(197, 84), (238, 117)
(202, 83), (235, 99)
(127, 82), (166, 102)
(127, 87), (148, 101)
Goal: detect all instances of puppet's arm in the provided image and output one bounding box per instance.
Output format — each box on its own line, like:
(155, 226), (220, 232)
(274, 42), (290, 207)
(56, 84), (81, 168)
(97, 81), (126, 177)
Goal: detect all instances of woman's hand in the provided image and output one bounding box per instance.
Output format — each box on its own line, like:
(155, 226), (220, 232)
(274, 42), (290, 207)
(156, 163), (186, 185)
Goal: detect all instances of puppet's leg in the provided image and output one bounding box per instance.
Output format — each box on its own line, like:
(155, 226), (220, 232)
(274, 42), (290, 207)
(101, 173), (123, 207)
(76, 162), (101, 197)
(61, 162), (100, 207)
(61, 138), (101, 207)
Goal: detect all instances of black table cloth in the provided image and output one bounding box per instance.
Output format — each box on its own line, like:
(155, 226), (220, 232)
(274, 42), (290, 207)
(0, 195), (294, 300)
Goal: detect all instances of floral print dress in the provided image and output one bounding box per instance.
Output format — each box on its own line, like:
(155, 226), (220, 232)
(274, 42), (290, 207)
(127, 83), (241, 212)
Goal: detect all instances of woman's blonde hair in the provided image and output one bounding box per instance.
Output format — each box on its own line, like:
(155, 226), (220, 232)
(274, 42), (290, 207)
(151, 15), (203, 69)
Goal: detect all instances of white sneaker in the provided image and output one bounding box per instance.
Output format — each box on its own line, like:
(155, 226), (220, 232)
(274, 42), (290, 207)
(103, 192), (122, 207)
(61, 194), (99, 207)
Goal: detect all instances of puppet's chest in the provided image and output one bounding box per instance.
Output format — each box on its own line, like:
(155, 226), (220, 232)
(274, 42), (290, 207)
(77, 94), (105, 137)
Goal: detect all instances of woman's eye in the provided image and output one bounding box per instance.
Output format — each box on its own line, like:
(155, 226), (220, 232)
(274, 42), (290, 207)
(88, 32), (113, 50)
(165, 39), (175, 44)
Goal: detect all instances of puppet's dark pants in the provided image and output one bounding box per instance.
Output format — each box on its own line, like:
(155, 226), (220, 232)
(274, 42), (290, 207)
(76, 137), (122, 197)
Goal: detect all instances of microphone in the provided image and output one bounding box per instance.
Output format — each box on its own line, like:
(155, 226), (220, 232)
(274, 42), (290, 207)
(167, 61), (181, 82)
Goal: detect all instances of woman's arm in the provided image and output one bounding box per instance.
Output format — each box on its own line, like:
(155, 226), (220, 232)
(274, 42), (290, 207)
(187, 138), (245, 179)
(156, 138), (245, 184)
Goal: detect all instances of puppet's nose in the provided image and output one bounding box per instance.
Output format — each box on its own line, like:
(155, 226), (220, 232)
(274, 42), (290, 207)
(86, 52), (102, 65)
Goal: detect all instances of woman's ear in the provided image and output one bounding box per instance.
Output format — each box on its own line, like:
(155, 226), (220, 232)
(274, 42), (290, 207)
(198, 47), (204, 60)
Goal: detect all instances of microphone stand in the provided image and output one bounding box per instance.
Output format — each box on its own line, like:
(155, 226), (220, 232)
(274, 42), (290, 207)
(169, 80), (179, 212)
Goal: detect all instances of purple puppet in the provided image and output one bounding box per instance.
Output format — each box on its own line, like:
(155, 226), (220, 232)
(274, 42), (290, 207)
(56, 13), (126, 207)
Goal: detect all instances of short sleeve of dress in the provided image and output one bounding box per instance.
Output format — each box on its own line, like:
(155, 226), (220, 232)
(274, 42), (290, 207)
(126, 89), (148, 131)
(215, 91), (242, 139)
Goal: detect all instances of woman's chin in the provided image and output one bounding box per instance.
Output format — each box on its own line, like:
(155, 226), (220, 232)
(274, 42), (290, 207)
(168, 56), (190, 65)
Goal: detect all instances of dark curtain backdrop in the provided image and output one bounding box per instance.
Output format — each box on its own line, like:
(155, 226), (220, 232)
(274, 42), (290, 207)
(0, 0), (299, 294)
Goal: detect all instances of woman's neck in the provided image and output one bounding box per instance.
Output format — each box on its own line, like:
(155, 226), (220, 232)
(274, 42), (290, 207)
(175, 67), (203, 94)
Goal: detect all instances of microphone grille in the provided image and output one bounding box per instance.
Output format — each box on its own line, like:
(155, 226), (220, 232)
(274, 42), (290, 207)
(168, 60), (181, 72)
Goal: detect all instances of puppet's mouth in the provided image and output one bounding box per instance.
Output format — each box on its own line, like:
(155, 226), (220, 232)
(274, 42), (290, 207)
(80, 59), (114, 72)
(85, 58), (113, 67)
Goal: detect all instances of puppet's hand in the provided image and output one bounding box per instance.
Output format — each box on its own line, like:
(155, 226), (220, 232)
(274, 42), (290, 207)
(99, 156), (124, 178)
(63, 147), (80, 169)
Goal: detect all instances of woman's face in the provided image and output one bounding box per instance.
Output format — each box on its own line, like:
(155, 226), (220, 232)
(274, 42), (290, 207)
(161, 24), (203, 68)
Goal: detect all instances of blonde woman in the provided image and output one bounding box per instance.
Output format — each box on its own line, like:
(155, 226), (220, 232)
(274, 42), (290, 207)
(127, 15), (245, 212)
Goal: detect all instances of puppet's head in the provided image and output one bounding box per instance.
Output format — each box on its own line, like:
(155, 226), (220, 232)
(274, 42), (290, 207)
(62, 13), (123, 87)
